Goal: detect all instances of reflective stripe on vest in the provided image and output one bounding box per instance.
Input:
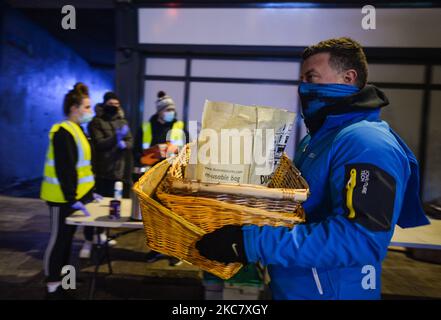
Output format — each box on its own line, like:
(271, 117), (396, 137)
(40, 120), (95, 203)
(43, 175), (94, 185)
(45, 159), (91, 167)
(142, 120), (185, 149)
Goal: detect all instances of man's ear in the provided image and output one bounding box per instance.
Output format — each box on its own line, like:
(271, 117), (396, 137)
(344, 69), (358, 85)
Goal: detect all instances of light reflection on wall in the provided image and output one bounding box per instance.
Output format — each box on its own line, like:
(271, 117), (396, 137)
(0, 8), (114, 187)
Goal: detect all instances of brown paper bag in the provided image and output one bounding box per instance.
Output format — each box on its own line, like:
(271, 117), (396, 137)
(185, 100), (295, 186)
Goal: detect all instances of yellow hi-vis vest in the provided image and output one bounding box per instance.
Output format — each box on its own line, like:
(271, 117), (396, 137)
(142, 120), (185, 150)
(40, 120), (95, 203)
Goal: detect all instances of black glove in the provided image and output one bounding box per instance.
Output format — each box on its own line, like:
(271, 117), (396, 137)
(195, 225), (247, 264)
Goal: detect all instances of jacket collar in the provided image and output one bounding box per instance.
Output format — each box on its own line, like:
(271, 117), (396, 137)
(311, 109), (382, 140)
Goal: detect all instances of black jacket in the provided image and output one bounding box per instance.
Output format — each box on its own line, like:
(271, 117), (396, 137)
(149, 113), (177, 146)
(133, 114), (189, 166)
(49, 126), (93, 206)
(88, 112), (134, 183)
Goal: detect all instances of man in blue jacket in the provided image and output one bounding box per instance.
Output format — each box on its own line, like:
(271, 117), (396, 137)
(196, 37), (430, 300)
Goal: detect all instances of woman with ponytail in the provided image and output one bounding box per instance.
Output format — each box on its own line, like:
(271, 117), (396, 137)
(40, 82), (99, 299)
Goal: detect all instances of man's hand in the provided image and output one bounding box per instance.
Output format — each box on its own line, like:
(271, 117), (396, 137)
(117, 140), (127, 150)
(71, 201), (91, 217)
(116, 125), (129, 141)
(195, 225), (247, 264)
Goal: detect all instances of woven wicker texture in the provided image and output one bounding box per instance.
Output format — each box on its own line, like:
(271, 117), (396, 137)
(133, 144), (309, 279)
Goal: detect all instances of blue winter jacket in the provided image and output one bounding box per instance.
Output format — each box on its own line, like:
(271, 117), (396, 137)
(243, 87), (429, 300)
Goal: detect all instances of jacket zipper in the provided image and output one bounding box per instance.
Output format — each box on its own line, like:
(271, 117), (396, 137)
(346, 168), (357, 219)
(297, 143), (310, 169)
(312, 268), (324, 295)
(303, 143), (309, 153)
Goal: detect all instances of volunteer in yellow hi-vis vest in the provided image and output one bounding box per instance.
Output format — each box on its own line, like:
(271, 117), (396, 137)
(40, 121), (95, 203)
(141, 91), (187, 265)
(41, 83), (101, 299)
(140, 91), (187, 166)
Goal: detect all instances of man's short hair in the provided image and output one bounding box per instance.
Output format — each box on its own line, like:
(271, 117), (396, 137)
(302, 37), (368, 88)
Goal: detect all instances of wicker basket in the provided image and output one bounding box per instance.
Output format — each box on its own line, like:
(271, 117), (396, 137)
(133, 144), (309, 279)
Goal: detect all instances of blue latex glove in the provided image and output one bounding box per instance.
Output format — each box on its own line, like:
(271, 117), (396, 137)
(71, 201), (91, 217)
(93, 193), (104, 203)
(117, 140), (127, 150)
(115, 125), (129, 142)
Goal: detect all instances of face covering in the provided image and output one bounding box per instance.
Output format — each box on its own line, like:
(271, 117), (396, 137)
(104, 104), (119, 116)
(298, 83), (359, 120)
(162, 111), (175, 123)
(79, 112), (94, 124)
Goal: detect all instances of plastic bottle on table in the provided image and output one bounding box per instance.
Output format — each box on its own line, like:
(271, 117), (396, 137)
(114, 181), (123, 200)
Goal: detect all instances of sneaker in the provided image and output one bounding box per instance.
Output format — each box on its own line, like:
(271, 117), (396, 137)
(145, 251), (165, 263)
(93, 233), (117, 247)
(169, 258), (183, 267)
(79, 241), (92, 259)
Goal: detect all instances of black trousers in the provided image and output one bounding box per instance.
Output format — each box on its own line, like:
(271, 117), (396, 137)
(83, 224), (102, 242)
(43, 204), (77, 282)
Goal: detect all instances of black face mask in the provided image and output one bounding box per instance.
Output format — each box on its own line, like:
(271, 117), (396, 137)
(103, 104), (118, 116)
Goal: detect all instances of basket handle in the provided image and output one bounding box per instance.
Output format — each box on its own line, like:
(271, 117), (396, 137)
(171, 180), (309, 202)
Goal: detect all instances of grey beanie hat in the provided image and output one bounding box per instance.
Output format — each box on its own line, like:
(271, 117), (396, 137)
(156, 91), (176, 113)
